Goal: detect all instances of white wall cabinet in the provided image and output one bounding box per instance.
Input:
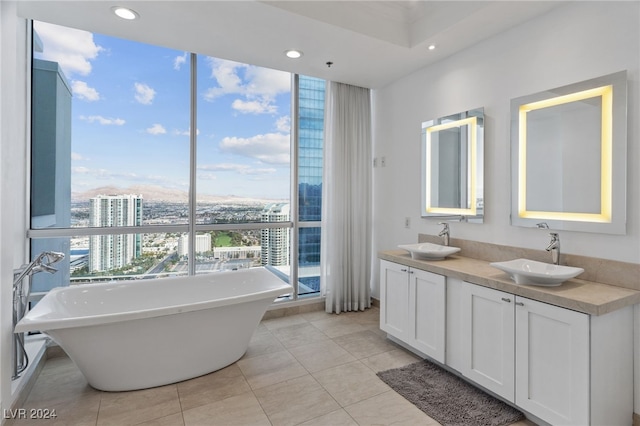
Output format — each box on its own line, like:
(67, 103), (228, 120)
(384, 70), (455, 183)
(379, 260), (445, 363)
(380, 260), (634, 425)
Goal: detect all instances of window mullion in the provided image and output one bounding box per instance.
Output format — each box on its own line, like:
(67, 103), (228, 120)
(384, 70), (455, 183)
(188, 53), (197, 276)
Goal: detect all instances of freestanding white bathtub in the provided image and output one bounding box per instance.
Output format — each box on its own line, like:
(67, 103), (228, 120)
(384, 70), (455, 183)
(15, 267), (292, 391)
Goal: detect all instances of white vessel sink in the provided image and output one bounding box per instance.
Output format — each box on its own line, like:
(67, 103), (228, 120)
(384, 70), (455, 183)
(490, 258), (584, 286)
(398, 243), (461, 260)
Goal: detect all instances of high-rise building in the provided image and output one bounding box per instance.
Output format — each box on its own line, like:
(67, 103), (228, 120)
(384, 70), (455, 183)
(261, 203), (290, 267)
(177, 234), (212, 257)
(89, 194), (142, 272)
(297, 76), (325, 293)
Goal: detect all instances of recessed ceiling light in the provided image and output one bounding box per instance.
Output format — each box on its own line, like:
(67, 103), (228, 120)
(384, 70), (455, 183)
(112, 6), (139, 20)
(428, 44), (436, 51)
(285, 50), (303, 59)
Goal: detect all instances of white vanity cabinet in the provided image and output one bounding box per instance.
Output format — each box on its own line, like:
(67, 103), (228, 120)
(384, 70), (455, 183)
(514, 295), (589, 425)
(460, 283), (515, 402)
(379, 260), (445, 363)
(457, 281), (632, 426)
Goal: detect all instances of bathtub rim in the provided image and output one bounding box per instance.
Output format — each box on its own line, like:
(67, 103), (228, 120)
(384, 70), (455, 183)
(15, 268), (292, 334)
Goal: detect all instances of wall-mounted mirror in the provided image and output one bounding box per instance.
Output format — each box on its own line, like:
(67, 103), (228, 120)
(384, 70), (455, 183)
(422, 107), (484, 223)
(510, 71), (627, 234)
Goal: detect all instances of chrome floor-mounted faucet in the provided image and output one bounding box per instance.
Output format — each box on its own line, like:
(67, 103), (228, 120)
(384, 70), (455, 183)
(438, 222), (450, 246)
(546, 233), (560, 265)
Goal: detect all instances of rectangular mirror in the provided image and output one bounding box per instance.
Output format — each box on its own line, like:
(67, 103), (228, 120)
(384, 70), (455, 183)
(510, 71), (627, 234)
(422, 107), (484, 223)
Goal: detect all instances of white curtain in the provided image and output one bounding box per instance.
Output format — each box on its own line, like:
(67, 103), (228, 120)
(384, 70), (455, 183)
(321, 81), (372, 314)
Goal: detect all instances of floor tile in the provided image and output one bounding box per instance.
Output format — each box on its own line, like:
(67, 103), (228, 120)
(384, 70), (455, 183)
(297, 409), (359, 426)
(97, 385), (182, 426)
(261, 314), (308, 331)
(299, 310), (333, 322)
(182, 392), (270, 426)
(271, 322), (330, 349)
(242, 329), (286, 359)
(24, 358), (100, 408)
(333, 329), (398, 359)
(136, 412), (185, 426)
(7, 395), (100, 426)
(254, 375), (341, 426)
(236, 349), (308, 389)
(288, 339), (357, 373)
(313, 361), (391, 407)
(360, 348), (421, 373)
(177, 364), (251, 411)
(310, 316), (366, 338)
(344, 390), (439, 425)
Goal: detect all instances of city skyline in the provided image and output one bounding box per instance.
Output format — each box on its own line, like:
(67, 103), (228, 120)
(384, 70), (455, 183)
(34, 21), (292, 200)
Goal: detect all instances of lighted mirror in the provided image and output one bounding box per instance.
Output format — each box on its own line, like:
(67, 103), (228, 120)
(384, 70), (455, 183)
(510, 71), (627, 234)
(421, 107), (484, 223)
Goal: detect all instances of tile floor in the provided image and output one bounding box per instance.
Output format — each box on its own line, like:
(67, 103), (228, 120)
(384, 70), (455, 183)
(8, 307), (535, 426)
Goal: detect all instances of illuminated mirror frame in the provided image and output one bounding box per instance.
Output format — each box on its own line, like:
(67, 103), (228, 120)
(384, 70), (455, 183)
(421, 107), (484, 223)
(510, 71), (627, 234)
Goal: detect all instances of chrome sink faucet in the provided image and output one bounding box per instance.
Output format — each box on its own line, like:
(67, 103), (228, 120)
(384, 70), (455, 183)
(546, 232), (560, 265)
(438, 222), (450, 246)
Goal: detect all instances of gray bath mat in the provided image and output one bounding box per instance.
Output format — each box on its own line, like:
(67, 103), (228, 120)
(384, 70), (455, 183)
(377, 360), (525, 426)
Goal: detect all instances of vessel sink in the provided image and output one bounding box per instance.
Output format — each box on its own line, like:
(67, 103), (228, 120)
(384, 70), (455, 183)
(490, 258), (584, 286)
(398, 243), (461, 260)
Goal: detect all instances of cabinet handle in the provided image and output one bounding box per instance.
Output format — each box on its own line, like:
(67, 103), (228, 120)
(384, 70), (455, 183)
(515, 302), (524, 306)
(409, 270), (414, 274)
(400, 268), (408, 272)
(501, 297), (511, 303)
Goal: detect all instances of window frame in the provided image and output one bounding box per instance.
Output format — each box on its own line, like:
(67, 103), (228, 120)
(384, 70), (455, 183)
(27, 29), (322, 303)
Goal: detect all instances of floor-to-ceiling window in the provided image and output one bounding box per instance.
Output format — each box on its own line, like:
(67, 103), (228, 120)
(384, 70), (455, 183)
(297, 76), (325, 297)
(28, 21), (324, 301)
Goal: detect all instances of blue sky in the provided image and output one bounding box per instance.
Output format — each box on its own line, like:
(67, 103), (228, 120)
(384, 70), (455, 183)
(34, 21), (292, 201)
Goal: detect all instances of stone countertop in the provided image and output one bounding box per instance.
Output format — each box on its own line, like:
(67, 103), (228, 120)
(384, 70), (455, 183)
(379, 250), (640, 316)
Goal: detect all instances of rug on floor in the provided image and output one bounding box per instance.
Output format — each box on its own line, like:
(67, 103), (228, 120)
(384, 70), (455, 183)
(377, 360), (525, 426)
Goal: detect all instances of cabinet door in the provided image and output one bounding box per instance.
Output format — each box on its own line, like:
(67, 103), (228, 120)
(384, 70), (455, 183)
(379, 260), (409, 341)
(408, 269), (445, 363)
(515, 296), (589, 425)
(461, 282), (515, 401)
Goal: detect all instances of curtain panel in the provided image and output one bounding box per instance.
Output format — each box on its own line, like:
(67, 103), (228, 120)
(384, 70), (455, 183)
(321, 81), (372, 314)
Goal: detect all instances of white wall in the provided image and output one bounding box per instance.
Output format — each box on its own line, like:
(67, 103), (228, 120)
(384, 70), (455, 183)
(372, 0), (639, 413)
(373, 1), (639, 276)
(0, 1), (29, 412)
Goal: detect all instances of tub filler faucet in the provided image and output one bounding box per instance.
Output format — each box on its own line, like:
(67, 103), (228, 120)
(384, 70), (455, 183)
(12, 251), (64, 379)
(438, 222), (450, 246)
(546, 233), (560, 265)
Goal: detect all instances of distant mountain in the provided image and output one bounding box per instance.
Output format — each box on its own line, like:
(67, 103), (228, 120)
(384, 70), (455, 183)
(71, 185), (285, 204)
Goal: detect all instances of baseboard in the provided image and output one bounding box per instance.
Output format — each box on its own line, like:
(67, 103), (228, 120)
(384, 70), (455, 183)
(371, 297), (380, 308)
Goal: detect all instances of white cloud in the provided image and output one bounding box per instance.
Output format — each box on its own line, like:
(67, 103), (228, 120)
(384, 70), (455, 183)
(219, 133), (290, 165)
(71, 80), (100, 101)
(72, 166), (90, 174)
(134, 82), (156, 105)
(146, 124), (167, 135)
(202, 58), (290, 115)
(276, 116), (290, 133)
(174, 52), (188, 70)
(34, 21), (103, 77)
(71, 152), (87, 161)
(232, 99), (277, 115)
(80, 115), (125, 126)
(243, 66), (291, 99)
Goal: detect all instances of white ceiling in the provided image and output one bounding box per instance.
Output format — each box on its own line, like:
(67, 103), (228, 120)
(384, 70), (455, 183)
(17, 1), (565, 89)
